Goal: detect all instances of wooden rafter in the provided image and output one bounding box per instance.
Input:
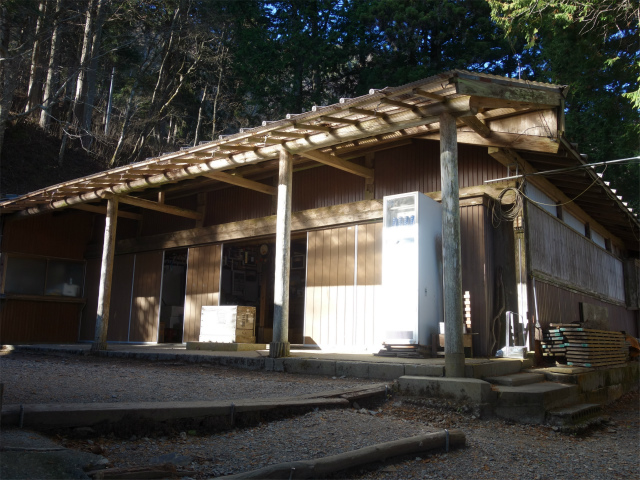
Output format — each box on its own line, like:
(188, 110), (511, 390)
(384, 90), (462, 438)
(460, 115), (491, 138)
(103, 194), (203, 220)
(319, 115), (360, 126)
(298, 149), (374, 178)
(71, 203), (143, 221)
(294, 123), (333, 132)
(348, 107), (387, 118)
(271, 131), (308, 139)
(203, 171), (277, 195)
(380, 97), (419, 111)
(413, 88), (444, 101)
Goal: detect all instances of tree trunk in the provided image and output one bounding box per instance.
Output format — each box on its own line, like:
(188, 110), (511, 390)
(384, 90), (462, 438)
(39, 0), (63, 129)
(74, 0), (97, 128)
(193, 85), (206, 146)
(81, 0), (109, 150)
(110, 80), (137, 166)
(24, 0), (47, 115)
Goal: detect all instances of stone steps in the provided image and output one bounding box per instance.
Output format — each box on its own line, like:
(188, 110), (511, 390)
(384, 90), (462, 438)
(546, 403), (602, 427)
(491, 381), (582, 424)
(485, 372), (545, 387)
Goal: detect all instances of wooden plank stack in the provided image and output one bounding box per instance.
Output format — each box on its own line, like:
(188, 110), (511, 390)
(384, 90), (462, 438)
(541, 329), (567, 363)
(548, 323), (627, 367)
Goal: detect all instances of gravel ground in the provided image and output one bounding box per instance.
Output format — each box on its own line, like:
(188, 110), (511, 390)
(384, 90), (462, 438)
(1, 350), (638, 479)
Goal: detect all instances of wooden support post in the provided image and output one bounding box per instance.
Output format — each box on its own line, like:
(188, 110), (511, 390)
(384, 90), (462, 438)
(440, 112), (465, 377)
(91, 197), (118, 352)
(364, 152), (375, 200)
(270, 148), (292, 358)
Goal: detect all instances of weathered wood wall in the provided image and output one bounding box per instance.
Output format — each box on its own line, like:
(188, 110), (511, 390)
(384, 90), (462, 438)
(183, 244), (221, 342)
(460, 203), (494, 357)
(2, 211), (94, 259)
(534, 280), (637, 335)
(375, 141), (507, 198)
(304, 223), (382, 347)
(0, 299), (82, 343)
(128, 251), (163, 342)
(1, 211), (95, 344)
(528, 203), (625, 303)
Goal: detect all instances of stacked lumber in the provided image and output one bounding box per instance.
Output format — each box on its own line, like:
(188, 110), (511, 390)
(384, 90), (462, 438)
(549, 324), (626, 367)
(540, 329), (567, 363)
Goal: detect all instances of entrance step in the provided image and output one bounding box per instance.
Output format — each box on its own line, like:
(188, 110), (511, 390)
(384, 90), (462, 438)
(485, 372), (545, 387)
(493, 382), (582, 424)
(546, 403), (602, 428)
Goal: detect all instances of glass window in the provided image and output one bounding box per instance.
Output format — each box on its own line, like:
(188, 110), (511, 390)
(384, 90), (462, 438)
(5, 257), (47, 295)
(45, 260), (84, 297)
(4, 256), (84, 298)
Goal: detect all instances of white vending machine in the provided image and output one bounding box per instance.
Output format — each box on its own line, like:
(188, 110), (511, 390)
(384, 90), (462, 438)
(382, 192), (443, 345)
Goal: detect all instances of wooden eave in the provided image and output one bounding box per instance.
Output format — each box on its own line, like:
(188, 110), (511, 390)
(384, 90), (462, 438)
(519, 144), (639, 249)
(0, 69), (594, 223)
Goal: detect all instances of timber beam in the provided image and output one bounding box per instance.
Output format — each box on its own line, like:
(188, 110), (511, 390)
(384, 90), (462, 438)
(102, 194), (202, 220)
(202, 171), (277, 195)
(298, 149), (374, 179)
(71, 203), (142, 221)
(460, 115), (491, 138)
(452, 74), (564, 107)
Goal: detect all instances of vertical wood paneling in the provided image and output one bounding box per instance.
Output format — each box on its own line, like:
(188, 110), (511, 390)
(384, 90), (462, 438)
(535, 280), (637, 336)
(107, 254), (135, 341)
(204, 187), (273, 226)
(375, 141), (508, 198)
(528, 203), (625, 302)
(460, 204), (492, 357)
(305, 226), (359, 346)
(129, 251), (163, 342)
(0, 300), (82, 343)
(293, 165), (365, 212)
(2, 211), (94, 259)
(183, 244), (221, 342)
(139, 196), (197, 237)
(79, 258), (101, 341)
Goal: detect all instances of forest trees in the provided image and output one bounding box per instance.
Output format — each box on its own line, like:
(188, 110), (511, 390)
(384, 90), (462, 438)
(1, 0), (638, 204)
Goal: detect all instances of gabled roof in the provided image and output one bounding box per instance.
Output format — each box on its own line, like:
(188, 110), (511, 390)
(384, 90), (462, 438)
(1, 70), (637, 249)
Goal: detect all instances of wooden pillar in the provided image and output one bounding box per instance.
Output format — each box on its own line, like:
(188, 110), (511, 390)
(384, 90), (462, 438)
(440, 112), (465, 377)
(91, 197), (118, 352)
(270, 148), (292, 358)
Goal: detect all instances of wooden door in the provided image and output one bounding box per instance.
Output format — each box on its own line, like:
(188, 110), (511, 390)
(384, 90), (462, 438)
(183, 244), (222, 342)
(129, 251), (163, 342)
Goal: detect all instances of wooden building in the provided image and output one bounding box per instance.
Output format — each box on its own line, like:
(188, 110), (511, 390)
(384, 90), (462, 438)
(1, 71), (638, 358)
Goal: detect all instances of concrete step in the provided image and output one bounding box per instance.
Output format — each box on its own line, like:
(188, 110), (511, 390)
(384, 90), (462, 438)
(547, 403), (602, 427)
(463, 358), (532, 379)
(493, 382), (582, 424)
(485, 372), (545, 387)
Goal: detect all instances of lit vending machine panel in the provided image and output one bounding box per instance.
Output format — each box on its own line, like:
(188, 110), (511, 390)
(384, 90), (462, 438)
(382, 192), (443, 345)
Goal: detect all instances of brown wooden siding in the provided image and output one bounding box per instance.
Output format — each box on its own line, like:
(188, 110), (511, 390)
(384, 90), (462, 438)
(107, 254), (135, 341)
(534, 280), (637, 336)
(305, 227), (356, 345)
(183, 244), (221, 342)
(79, 257), (101, 341)
(293, 165), (365, 212)
(375, 141), (508, 198)
(204, 187), (273, 226)
(128, 251), (163, 342)
(2, 211), (94, 259)
(460, 204), (493, 357)
(528, 203), (625, 303)
(139, 196), (198, 237)
(0, 300), (82, 344)
(305, 223), (382, 347)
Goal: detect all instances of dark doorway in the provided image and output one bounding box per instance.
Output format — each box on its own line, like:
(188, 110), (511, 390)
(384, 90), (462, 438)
(219, 235), (307, 344)
(159, 249), (187, 343)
